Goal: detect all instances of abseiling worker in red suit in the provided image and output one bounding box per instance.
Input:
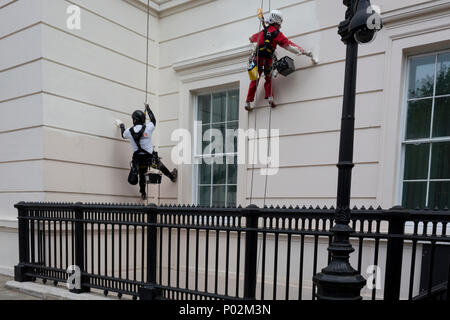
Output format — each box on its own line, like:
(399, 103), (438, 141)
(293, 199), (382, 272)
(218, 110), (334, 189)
(245, 9), (314, 111)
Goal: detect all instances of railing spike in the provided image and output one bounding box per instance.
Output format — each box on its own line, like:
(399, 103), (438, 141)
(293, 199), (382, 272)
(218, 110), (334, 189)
(308, 206), (313, 210)
(288, 205), (293, 210)
(323, 205), (328, 210)
(368, 206), (374, 210)
(352, 205), (358, 210)
(315, 205), (320, 210)
(295, 205), (300, 210)
(361, 205), (366, 210)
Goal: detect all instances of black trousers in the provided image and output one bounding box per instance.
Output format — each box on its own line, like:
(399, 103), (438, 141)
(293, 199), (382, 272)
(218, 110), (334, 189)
(132, 152), (174, 194)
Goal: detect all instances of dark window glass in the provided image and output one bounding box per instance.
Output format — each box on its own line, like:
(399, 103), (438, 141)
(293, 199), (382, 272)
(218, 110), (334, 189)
(405, 99), (432, 140)
(227, 186), (237, 208)
(408, 55), (435, 99)
(228, 90), (240, 121)
(213, 159), (226, 185)
(402, 182), (427, 209)
(433, 97), (450, 138)
(428, 181), (450, 209)
(198, 162), (211, 185)
(198, 95), (211, 123)
(212, 186), (226, 207)
(212, 92), (226, 123)
(199, 186), (211, 206)
(430, 142), (450, 179)
(404, 143), (430, 180)
(436, 53), (450, 96)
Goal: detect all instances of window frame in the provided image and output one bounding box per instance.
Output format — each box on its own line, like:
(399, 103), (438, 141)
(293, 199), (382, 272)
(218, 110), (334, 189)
(193, 87), (240, 207)
(399, 49), (450, 209)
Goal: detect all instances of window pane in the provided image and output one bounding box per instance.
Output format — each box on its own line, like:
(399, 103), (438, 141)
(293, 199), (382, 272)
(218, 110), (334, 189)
(227, 156), (237, 185)
(404, 143), (430, 180)
(212, 123), (225, 155)
(198, 162), (211, 185)
(428, 181), (450, 210)
(198, 94), (211, 123)
(430, 142), (450, 179)
(213, 159), (226, 184)
(212, 186), (226, 207)
(227, 89), (239, 121)
(405, 99), (432, 140)
(227, 186), (237, 208)
(433, 97), (450, 138)
(402, 182), (427, 209)
(199, 186), (211, 206)
(212, 92), (226, 123)
(408, 55), (435, 99)
(226, 121), (239, 154)
(436, 52), (450, 96)
(202, 124), (211, 155)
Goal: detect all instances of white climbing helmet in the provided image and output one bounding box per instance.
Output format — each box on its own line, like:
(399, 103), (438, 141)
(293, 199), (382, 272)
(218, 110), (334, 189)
(267, 9), (283, 25)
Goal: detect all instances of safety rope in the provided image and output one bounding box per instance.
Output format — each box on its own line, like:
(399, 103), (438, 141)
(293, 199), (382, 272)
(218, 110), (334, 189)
(255, 0), (274, 284)
(144, 0), (150, 105)
(248, 0), (265, 205)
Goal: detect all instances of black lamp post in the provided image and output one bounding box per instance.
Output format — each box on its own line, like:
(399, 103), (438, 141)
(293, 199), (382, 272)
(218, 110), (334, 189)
(313, 0), (382, 300)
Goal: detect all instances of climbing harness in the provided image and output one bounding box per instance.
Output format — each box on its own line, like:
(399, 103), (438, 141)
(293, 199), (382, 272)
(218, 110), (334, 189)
(258, 29), (280, 58)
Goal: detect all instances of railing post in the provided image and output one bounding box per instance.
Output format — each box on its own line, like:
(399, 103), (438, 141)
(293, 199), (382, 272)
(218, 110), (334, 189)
(243, 204), (260, 300)
(383, 206), (409, 301)
(14, 202), (31, 282)
(139, 203), (162, 300)
(71, 202), (90, 293)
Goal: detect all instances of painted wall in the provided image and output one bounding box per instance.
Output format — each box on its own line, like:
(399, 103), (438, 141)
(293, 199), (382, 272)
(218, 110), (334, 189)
(0, 0), (448, 295)
(0, 0), (158, 274)
(156, 0), (450, 210)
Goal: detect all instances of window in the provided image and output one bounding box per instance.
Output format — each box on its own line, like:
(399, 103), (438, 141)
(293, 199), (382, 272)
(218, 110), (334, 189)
(401, 51), (450, 209)
(194, 89), (239, 207)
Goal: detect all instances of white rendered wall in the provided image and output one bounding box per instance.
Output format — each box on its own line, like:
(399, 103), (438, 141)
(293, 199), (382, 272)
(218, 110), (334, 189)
(158, 0), (445, 208)
(0, 0), (448, 283)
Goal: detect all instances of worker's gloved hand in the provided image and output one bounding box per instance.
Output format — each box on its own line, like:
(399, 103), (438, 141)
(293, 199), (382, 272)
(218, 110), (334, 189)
(273, 69), (279, 78)
(115, 119), (123, 128)
(303, 50), (313, 57)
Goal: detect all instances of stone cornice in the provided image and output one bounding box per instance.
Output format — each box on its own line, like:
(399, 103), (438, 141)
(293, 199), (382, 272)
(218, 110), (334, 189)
(173, 44), (253, 73)
(125, 0), (214, 17)
(382, 0), (450, 27)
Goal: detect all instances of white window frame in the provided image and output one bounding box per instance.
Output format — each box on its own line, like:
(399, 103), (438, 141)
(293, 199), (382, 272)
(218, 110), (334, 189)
(399, 49), (450, 209)
(193, 88), (240, 207)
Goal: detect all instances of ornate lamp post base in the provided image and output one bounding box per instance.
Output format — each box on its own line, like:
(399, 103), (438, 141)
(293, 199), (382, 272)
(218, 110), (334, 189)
(314, 224), (366, 300)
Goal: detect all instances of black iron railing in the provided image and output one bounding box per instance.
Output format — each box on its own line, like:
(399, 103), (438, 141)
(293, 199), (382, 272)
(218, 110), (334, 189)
(14, 202), (450, 300)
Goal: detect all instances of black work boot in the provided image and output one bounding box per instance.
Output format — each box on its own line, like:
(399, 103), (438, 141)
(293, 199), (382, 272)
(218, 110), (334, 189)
(141, 193), (147, 201)
(170, 169), (178, 183)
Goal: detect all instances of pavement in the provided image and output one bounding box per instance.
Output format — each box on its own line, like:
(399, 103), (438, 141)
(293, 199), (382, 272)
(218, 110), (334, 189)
(0, 274), (114, 300)
(0, 275), (43, 300)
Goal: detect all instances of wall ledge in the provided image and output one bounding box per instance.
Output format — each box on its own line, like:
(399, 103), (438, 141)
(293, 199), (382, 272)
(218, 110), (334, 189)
(382, 0), (450, 27)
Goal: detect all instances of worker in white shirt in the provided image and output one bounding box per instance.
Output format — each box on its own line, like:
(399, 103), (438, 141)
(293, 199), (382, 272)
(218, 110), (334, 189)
(116, 104), (177, 200)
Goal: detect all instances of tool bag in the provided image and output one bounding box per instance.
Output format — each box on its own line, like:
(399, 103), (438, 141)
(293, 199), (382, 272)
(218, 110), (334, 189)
(128, 162), (139, 185)
(274, 56), (295, 77)
(248, 54), (259, 81)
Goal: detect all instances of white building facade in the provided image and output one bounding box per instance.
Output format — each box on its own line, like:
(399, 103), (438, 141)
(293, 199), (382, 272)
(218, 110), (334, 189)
(0, 0), (449, 297)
